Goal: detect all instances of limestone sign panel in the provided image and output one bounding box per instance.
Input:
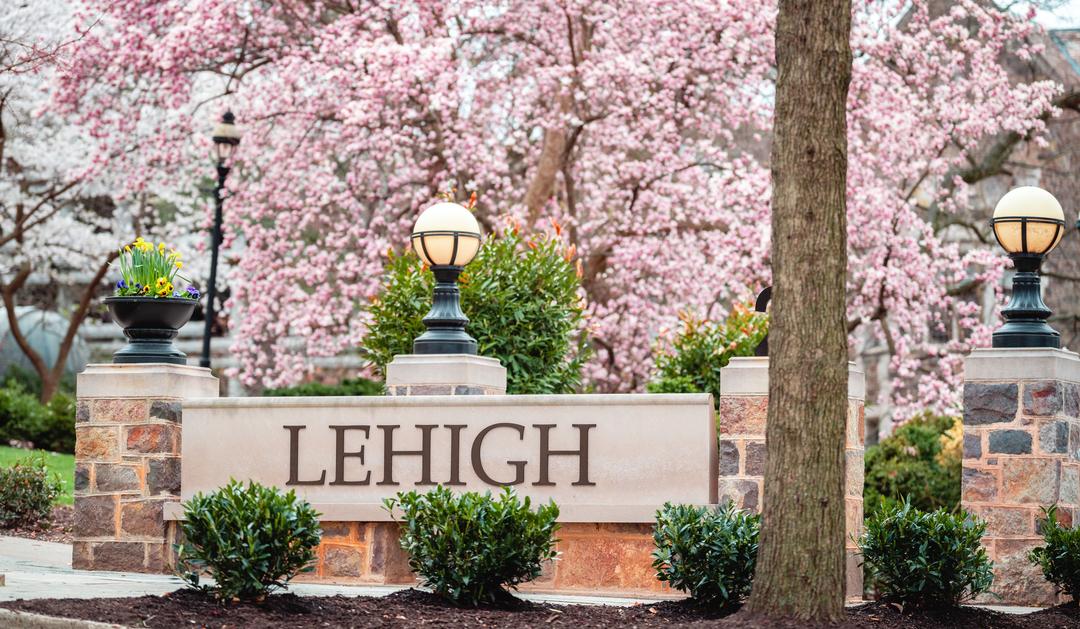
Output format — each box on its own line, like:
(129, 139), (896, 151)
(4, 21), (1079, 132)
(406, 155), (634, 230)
(172, 394), (716, 522)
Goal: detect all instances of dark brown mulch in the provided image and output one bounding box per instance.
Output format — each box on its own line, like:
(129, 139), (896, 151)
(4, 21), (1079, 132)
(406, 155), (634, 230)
(0, 505), (73, 543)
(3, 589), (1079, 628)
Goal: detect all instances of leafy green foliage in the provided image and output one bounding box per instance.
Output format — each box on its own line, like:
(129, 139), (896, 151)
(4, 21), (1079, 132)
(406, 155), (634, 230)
(1029, 505), (1080, 603)
(864, 412), (961, 515)
(176, 480), (321, 601)
(652, 502), (760, 608)
(859, 502), (993, 607)
(0, 453), (61, 528)
(385, 486), (559, 606)
(647, 307), (768, 406)
(114, 237), (198, 298)
(263, 377), (383, 397)
(0, 383), (75, 453)
(364, 230), (588, 394)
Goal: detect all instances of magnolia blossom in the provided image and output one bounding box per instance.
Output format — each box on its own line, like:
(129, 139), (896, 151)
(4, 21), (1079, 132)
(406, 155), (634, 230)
(53, 0), (1061, 417)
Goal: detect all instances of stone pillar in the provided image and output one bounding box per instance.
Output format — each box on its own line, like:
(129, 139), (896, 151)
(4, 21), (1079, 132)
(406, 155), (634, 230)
(962, 347), (1080, 606)
(718, 356), (866, 601)
(385, 354), (507, 396)
(310, 353), (506, 583)
(73, 364), (218, 573)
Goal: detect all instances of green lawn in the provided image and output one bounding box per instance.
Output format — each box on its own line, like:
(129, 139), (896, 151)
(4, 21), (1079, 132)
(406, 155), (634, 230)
(0, 446), (75, 505)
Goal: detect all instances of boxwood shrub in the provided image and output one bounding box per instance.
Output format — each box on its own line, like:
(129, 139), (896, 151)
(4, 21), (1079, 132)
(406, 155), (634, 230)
(859, 501), (993, 607)
(0, 454), (61, 528)
(176, 480), (321, 601)
(385, 486), (559, 606)
(864, 412), (961, 516)
(1029, 505), (1080, 603)
(652, 502), (760, 608)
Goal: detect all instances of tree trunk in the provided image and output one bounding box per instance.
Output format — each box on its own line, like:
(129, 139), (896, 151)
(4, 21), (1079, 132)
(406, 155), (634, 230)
(743, 0), (851, 622)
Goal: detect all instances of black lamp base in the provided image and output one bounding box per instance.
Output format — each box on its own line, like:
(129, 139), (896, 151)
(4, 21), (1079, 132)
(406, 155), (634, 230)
(413, 265), (478, 356)
(991, 256), (1060, 349)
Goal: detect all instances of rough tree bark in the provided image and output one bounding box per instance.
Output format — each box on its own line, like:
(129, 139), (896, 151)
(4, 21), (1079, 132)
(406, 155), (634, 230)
(743, 0), (852, 622)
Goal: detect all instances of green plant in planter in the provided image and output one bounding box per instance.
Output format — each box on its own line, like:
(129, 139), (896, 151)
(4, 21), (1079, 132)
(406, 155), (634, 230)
(0, 453), (61, 528)
(364, 228), (588, 394)
(652, 502), (760, 609)
(1029, 505), (1080, 604)
(176, 480), (321, 601)
(113, 237), (200, 299)
(859, 501), (993, 607)
(385, 486), (559, 606)
(647, 306), (767, 407)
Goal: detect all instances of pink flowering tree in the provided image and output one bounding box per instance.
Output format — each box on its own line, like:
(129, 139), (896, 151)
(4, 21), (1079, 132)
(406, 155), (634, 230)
(54, 0), (1073, 415)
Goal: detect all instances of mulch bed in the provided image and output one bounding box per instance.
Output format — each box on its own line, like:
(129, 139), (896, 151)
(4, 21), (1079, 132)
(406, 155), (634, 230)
(3, 588), (1079, 628)
(0, 505), (73, 544)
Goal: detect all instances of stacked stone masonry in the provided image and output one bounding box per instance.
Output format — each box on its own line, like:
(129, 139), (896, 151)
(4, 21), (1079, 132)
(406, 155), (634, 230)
(962, 354), (1080, 607)
(73, 363), (218, 573)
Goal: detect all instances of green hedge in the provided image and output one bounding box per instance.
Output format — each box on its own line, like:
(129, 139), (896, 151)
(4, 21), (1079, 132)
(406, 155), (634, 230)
(0, 383), (75, 454)
(864, 412), (960, 515)
(263, 377), (383, 397)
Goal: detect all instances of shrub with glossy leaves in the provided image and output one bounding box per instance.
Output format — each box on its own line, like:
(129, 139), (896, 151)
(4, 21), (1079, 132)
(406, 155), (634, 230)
(652, 502), (760, 608)
(0, 454), (61, 528)
(1029, 505), (1080, 603)
(385, 486), (559, 606)
(176, 480), (321, 601)
(364, 228), (588, 394)
(864, 412), (961, 515)
(263, 376), (383, 397)
(860, 501), (993, 607)
(647, 307), (767, 407)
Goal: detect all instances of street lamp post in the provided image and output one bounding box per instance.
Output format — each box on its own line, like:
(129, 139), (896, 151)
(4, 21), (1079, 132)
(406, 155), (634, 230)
(990, 186), (1067, 349)
(200, 111), (241, 369)
(410, 202), (482, 354)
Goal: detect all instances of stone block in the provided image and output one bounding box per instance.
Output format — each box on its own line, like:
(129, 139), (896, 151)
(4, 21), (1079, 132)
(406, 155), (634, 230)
(369, 523), (414, 584)
(1072, 424), (1080, 461)
(145, 542), (165, 572)
(323, 545), (364, 578)
(963, 383), (1017, 425)
(89, 399), (149, 423)
(453, 385), (485, 395)
(845, 450), (863, 498)
(76, 401), (90, 424)
(990, 539), (1059, 607)
(1062, 465), (1079, 505)
(962, 467), (998, 503)
(75, 426), (118, 461)
(74, 463), (90, 493)
(718, 440), (739, 476)
(72, 541), (92, 570)
(718, 396), (767, 436)
(745, 441), (766, 476)
(74, 495), (117, 538)
(1001, 458), (1060, 504)
(409, 385), (452, 395)
(146, 458), (181, 495)
(120, 500), (164, 538)
(988, 429), (1032, 455)
(1023, 381), (1063, 417)
(321, 522), (353, 540)
(846, 550), (863, 602)
(125, 424), (176, 454)
(979, 506), (1034, 537)
(1066, 382), (1080, 418)
(149, 401), (182, 423)
(963, 433), (982, 459)
(1039, 420), (1069, 455)
(93, 542), (146, 572)
(718, 478), (759, 512)
(554, 533), (657, 591)
(95, 464), (141, 493)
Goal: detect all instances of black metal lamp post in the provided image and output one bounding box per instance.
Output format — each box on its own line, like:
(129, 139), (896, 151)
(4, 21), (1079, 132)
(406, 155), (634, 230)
(410, 202), (482, 354)
(991, 186), (1066, 349)
(200, 111), (241, 368)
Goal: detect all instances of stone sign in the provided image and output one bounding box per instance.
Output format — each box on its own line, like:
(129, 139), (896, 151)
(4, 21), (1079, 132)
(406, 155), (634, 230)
(167, 393), (716, 523)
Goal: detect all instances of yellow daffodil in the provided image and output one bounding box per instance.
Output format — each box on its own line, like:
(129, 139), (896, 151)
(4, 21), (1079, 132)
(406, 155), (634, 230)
(175, 261), (183, 269)
(158, 243), (166, 253)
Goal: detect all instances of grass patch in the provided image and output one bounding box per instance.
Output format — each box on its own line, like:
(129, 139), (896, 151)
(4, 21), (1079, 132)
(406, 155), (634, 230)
(0, 446), (75, 505)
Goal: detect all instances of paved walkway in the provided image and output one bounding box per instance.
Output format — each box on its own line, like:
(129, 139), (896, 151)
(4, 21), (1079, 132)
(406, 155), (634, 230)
(0, 536), (1047, 614)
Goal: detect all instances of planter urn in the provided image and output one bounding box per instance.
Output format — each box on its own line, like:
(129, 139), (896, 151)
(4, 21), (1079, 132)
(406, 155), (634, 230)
(104, 296), (197, 365)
